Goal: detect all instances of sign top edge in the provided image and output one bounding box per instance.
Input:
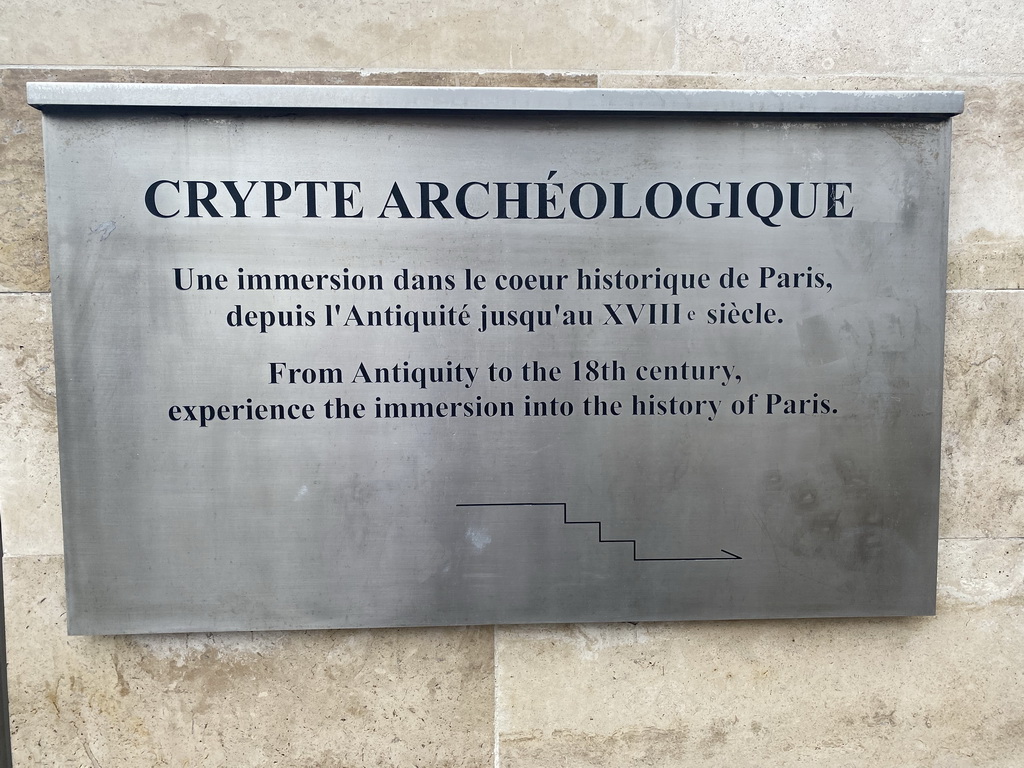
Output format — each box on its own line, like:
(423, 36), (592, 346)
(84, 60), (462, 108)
(26, 83), (965, 116)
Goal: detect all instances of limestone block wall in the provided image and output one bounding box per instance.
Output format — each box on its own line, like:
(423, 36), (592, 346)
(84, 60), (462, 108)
(1, 2), (1021, 765)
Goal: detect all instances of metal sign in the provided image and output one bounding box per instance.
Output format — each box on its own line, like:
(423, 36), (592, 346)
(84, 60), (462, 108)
(30, 84), (963, 634)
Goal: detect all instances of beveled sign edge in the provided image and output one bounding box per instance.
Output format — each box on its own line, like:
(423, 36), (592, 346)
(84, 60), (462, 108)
(27, 82), (965, 117)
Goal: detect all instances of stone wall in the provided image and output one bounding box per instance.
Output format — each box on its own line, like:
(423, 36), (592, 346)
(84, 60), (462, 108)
(1, 2), (1022, 765)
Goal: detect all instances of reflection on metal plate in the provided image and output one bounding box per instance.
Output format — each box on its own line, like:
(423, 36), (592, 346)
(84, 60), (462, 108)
(31, 85), (962, 634)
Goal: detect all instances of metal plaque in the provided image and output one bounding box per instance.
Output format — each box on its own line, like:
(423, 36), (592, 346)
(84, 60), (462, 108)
(30, 84), (963, 634)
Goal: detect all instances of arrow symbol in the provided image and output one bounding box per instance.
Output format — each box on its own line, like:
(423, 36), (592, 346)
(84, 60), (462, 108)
(456, 502), (742, 562)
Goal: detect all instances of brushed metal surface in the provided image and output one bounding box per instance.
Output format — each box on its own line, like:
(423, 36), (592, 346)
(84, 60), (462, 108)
(35, 87), (955, 634)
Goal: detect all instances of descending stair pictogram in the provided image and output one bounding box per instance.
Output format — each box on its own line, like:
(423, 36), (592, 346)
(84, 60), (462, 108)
(457, 502), (741, 561)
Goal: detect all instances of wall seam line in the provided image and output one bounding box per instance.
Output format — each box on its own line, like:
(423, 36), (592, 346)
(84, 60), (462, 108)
(5, 64), (1024, 78)
(940, 536), (1024, 541)
(947, 288), (1024, 293)
(493, 627), (500, 768)
(672, 0), (684, 73)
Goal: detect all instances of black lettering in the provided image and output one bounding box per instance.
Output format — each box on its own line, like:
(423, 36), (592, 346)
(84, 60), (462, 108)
(145, 179), (180, 218)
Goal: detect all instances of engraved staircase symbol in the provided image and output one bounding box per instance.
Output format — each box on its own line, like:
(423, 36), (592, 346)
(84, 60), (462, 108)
(456, 502), (741, 561)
